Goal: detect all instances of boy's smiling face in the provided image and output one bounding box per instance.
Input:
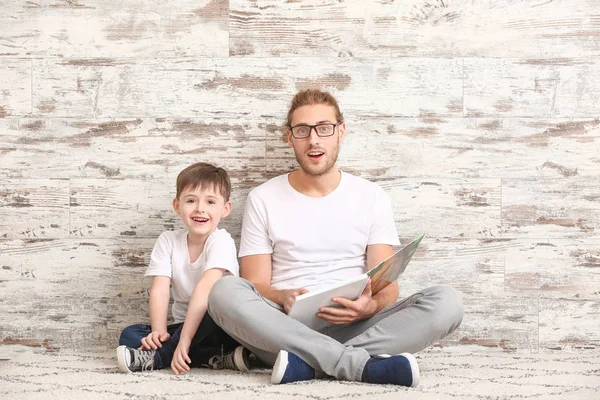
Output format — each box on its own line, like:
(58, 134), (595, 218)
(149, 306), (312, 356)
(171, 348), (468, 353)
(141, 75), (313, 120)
(173, 184), (231, 241)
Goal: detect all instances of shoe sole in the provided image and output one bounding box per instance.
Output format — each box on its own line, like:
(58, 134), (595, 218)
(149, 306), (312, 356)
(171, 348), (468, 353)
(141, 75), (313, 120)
(116, 345), (132, 373)
(234, 347), (250, 372)
(270, 350), (288, 384)
(375, 352), (420, 387)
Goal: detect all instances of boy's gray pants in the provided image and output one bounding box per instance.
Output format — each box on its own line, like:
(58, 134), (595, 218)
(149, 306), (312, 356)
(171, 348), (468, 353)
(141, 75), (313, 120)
(208, 276), (463, 381)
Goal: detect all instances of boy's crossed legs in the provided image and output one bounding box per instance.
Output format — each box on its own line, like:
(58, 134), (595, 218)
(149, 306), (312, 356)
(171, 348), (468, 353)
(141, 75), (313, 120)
(117, 314), (249, 372)
(207, 276), (463, 385)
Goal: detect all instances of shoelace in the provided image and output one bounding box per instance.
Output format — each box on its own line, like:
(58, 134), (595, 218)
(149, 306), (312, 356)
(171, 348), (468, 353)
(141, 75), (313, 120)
(132, 349), (155, 371)
(209, 348), (237, 370)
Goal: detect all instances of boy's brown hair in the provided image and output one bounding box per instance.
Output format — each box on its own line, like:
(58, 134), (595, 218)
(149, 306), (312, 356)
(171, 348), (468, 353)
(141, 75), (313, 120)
(284, 89), (344, 141)
(176, 162), (231, 201)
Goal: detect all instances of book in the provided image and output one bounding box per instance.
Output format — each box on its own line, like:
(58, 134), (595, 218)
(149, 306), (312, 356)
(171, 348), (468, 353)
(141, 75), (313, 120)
(287, 234), (425, 330)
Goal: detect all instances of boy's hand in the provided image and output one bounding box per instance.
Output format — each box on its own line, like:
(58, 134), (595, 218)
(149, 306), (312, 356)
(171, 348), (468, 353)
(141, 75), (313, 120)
(171, 339), (192, 375)
(139, 331), (171, 350)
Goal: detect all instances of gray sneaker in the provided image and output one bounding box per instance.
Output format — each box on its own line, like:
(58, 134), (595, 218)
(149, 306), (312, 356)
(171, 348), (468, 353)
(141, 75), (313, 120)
(116, 345), (156, 373)
(208, 346), (250, 372)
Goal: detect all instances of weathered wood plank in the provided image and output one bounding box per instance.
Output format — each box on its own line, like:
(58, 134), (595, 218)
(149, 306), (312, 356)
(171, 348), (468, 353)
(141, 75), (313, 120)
(384, 178), (501, 239)
(0, 278), (110, 350)
(0, 179), (69, 239)
(0, 0), (228, 58)
(267, 118), (600, 180)
(0, 59), (31, 117)
(0, 238), (161, 348)
(398, 238), (509, 297)
(435, 295), (539, 353)
(506, 240), (600, 299)
(0, 118), (267, 179)
(230, 0), (600, 58)
(309, 177), (504, 239)
(465, 58), (600, 118)
(502, 178), (600, 239)
(0, 239), (69, 281)
(106, 296), (150, 343)
(69, 177), (259, 240)
(32, 58), (463, 118)
(539, 299), (600, 352)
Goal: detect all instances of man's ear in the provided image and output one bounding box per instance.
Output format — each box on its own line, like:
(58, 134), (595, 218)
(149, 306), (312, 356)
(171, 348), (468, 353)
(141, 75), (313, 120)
(286, 128), (294, 149)
(338, 122), (347, 144)
(172, 197), (181, 215)
(221, 201), (232, 218)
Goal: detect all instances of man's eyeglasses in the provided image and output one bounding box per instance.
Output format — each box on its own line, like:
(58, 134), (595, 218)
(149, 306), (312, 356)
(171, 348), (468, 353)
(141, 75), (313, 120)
(288, 122), (342, 139)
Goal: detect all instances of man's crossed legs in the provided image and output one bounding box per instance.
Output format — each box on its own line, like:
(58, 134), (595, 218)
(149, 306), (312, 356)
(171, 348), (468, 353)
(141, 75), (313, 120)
(208, 276), (463, 386)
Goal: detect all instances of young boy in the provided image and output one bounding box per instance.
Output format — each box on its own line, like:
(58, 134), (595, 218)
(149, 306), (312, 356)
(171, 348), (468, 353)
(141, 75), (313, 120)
(117, 162), (250, 374)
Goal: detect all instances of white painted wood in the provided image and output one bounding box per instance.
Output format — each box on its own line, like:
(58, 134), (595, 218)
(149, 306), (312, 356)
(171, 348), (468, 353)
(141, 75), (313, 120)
(1, 0), (599, 353)
(505, 239), (600, 300)
(540, 299), (600, 352)
(230, 0), (600, 58)
(0, 179), (69, 239)
(465, 58), (600, 118)
(0, 0), (228, 57)
(32, 58), (463, 118)
(268, 118), (600, 179)
(503, 178), (600, 239)
(0, 59), (31, 117)
(0, 118), (267, 179)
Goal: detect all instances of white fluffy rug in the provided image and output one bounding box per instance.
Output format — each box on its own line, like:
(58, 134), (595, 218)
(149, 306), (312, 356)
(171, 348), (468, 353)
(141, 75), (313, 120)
(1, 346), (599, 399)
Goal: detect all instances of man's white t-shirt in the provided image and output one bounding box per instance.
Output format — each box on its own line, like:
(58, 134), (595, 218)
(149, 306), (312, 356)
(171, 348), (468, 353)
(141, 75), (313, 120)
(145, 228), (239, 323)
(239, 171), (400, 291)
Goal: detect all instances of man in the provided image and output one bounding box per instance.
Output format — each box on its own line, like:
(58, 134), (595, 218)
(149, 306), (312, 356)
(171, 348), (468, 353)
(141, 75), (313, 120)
(208, 89), (463, 386)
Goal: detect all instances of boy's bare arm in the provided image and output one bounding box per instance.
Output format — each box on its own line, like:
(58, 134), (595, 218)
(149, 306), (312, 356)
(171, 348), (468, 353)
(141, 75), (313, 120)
(242, 254), (308, 313)
(141, 276), (171, 350)
(171, 268), (226, 375)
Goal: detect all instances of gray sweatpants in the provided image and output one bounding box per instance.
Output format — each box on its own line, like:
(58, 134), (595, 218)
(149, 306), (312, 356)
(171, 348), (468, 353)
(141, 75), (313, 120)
(207, 276), (463, 381)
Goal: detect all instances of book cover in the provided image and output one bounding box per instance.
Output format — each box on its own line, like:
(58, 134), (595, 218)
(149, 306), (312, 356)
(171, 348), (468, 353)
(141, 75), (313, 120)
(367, 233), (425, 295)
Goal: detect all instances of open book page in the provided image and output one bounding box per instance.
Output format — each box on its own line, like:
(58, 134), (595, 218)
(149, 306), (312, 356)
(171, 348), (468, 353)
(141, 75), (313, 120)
(287, 275), (369, 331)
(367, 234), (425, 295)
(287, 234), (425, 330)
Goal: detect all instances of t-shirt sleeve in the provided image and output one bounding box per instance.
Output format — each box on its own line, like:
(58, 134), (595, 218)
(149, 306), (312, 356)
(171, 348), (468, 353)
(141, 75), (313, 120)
(368, 186), (401, 246)
(204, 230), (240, 277)
(238, 192), (274, 257)
(145, 232), (174, 278)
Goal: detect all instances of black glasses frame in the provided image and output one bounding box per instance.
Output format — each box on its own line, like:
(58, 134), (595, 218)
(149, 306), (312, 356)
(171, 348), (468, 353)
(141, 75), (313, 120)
(288, 121), (342, 139)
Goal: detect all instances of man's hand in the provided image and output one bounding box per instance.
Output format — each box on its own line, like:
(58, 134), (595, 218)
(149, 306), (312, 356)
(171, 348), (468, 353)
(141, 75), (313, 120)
(139, 330), (170, 350)
(317, 281), (378, 325)
(171, 339), (191, 375)
(279, 288), (309, 313)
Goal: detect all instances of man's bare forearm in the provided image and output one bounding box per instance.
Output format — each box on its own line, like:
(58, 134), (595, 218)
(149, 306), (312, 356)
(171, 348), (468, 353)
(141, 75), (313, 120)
(370, 282), (399, 315)
(252, 282), (285, 306)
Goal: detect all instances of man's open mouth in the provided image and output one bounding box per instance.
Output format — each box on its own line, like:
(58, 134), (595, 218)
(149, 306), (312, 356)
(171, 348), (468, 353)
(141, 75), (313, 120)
(308, 151), (324, 160)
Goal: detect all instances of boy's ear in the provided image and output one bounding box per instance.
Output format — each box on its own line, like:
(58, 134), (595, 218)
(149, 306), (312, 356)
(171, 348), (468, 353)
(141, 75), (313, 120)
(172, 197), (181, 215)
(221, 201), (232, 218)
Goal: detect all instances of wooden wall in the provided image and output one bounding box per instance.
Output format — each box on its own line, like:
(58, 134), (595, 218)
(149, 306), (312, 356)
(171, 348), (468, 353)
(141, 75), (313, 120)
(1, 0), (599, 353)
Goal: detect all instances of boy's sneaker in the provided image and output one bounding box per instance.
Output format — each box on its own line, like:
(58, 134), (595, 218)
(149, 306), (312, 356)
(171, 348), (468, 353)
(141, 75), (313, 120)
(271, 350), (315, 384)
(361, 353), (420, 387)
(208, 346), (250, 372)
(116, 345), (156, 373)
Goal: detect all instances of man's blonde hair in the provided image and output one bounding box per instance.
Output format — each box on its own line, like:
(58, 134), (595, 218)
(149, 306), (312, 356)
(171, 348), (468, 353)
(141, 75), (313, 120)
(286, 89), (344, 127)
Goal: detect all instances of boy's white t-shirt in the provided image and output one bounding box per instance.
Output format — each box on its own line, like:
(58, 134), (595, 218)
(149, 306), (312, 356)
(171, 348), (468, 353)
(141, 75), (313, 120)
(145, 228), (239, 323)
(239, 172), (400, 291)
